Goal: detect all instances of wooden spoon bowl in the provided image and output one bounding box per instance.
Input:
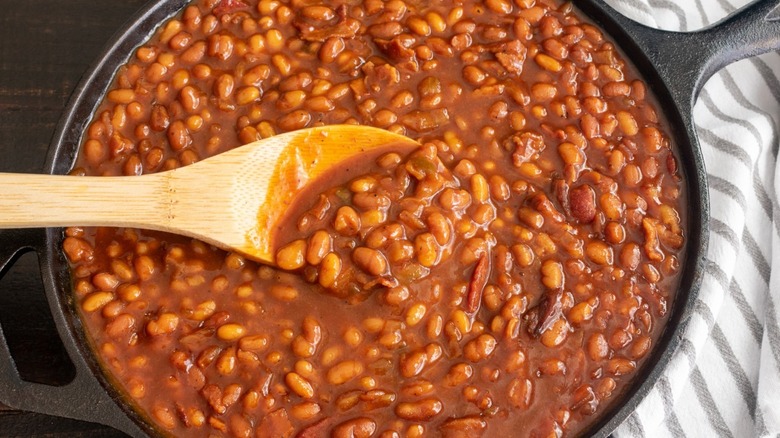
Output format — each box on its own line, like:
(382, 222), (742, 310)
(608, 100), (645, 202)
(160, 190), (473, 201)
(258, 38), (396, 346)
(0, 125), (418, 264)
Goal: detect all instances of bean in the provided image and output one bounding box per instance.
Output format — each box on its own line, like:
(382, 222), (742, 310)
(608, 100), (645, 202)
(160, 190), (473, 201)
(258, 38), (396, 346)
(570, 184), (596, 223)
(82, 292), (114, 312)
(400, 349), (428, 378)
(332, 418), (377, 438)
(630, 335), (652, 359)
(216, 348), (237, 375)
(486, 0), (512, 14)
(327, 361), (364, 385)
(588, 333), (610, 361)
(278, 110), (312, 131)
(462, 66), (486, 85)
(395, 398), (443, 421)
(159, 19), (182, 43)
(319, 253), (342, 288)
(539, 358), (566, 375)
(585, 241), (613, 265)
(238, 335), (268, 352)
(569, 301), (594, 324)
(118, 284), (141, 302)
(406, 303), (427, 326)
(451, 309), (472, 335)
(285, 372), (314, 399)
(531, 83), (557, 101)
(463, 334), (497, 362)
(508, 378), (533, 408)
(305, 230), (331, 265)
(445, 363), (473, 387)
(542, 37), (568, 59)
(167, 120), (191, 151)
(369, 22), (403, 39)
(106, 313), (136, 339)
(415, 233), (440, 267)
(607, 357), (636, 375)
(512, 244), (535, 267)
(301, 5), (334, 20)
(407, 425), (426, 437)
(581, 113), (600, 138)
(179, 85), (201, 112)
(540, 318), (570, 347)
(93, 272), (119, 291)
(152, 406), (177, 430)
(353, 192), (391, 210)
(107, 89), (135, 104)
(146, 313), (179, 336)
(352, 247), (388, 276)
(334, 206), (361, 235)
(301, 317), (322, 345)
(558, 142), (585, 166)
(541, 260), (564, 289)
(518, 207), (544, 229)
(236, 86), (261, 105)
(391, 90), (414, 108)
(270, 284), (299, 302)
(343, 327), (363, 347)
(408, 17), (431, 36)
(617, 111), (639, 136)
(605, 222), (626, 244)
(603, 81), (631, 97)
(489, 175), (511, 201)
(535, 53), (562, 72)
(290, 402), (321, 420)
(217, 323), (246, 341)
(597, 377), (617, 400)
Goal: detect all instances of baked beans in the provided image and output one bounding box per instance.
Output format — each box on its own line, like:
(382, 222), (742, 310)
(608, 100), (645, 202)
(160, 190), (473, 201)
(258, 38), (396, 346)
(66, 0), (685, 436)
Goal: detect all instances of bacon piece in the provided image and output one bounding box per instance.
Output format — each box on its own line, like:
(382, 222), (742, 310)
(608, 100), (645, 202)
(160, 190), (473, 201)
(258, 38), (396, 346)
(490, 40), (527, 75)
(530, 192), (565, 223)
(507, 132), (545, 167)
(525, 290), (563, 337)
(375, 38), (419, 72)
(257, 408), (294, 438)
(296, 418), (331, 438)
(295, 5), (359, 42)
(553, 178), (571, 216)
(213, 0), (248, 17)
(465, 253), (490, 314)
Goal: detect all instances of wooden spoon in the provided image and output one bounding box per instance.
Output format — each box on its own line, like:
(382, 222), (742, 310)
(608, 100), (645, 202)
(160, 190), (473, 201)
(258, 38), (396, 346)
(0, 125), (418, 264)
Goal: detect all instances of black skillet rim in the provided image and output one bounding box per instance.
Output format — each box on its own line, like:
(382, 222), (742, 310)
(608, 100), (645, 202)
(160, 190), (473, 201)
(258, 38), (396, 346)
(40, 0), (709, 436)
(572, 1), (709, 436)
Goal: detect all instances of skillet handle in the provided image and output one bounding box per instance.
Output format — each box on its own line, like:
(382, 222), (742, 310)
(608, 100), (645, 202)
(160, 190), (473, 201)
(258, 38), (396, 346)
(582, 0), (780, 111)
(0, 229), (147, 437)
(694, 0), (780, 85)
(0, 229), (41, 275)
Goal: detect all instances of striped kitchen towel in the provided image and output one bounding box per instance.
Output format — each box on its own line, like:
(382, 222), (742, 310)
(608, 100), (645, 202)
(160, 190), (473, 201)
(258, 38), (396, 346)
(604, 0), (780, 437)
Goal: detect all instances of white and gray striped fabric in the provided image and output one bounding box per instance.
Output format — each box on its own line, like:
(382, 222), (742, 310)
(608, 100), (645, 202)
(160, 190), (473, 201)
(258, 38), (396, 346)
(601, 0), (780, 437)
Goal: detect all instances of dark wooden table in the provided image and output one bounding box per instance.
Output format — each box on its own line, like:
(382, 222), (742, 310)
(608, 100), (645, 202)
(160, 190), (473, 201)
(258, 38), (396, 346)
(0, 1), (150, 436)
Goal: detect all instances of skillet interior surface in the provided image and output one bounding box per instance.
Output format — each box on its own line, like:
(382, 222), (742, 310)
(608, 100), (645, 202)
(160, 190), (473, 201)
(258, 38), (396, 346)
(35, 0), (715, 436)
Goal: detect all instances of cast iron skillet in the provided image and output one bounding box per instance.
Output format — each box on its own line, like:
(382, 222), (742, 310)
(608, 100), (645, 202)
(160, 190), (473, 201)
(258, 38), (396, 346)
(0, 0), (778, 437)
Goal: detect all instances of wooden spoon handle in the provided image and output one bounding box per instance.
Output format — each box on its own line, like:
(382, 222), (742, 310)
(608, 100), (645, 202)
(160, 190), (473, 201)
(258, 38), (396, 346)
(0, 172), (167, 229)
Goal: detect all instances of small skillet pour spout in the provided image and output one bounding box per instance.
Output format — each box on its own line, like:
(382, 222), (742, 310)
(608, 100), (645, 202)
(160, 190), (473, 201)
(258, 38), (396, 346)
(0, 125), (418, 264)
